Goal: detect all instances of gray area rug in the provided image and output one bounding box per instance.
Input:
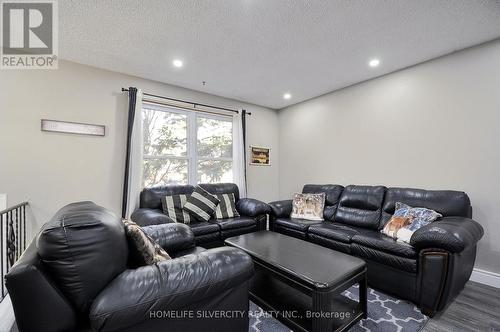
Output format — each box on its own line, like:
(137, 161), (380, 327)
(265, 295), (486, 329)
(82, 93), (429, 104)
(249, 285), (428, 332)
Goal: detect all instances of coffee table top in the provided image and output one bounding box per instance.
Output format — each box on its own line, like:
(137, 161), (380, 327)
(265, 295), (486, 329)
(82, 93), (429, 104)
(225, 231), (365, 289)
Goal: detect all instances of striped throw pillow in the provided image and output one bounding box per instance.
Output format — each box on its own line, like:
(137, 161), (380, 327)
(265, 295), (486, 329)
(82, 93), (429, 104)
(183, 186), (220, 222)
(213, 193), (240, 219)
(161, 194), (192, 224)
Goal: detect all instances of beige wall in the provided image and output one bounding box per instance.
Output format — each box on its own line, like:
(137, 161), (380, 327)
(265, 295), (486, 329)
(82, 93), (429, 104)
(0, 60), (279, 229)
(278, 40), (500, 274)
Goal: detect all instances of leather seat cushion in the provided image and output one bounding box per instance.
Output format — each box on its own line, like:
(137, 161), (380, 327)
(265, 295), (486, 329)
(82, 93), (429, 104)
(171, 246), (206, 258)
(189, 221), (220, 236)
(221, 225), (258, 239)
(308, 222), (360, 243)
(274, 218), (323, 231)
(211, 217), (256, 230)
(351, 230), (417, 258)
(194, 233), (221, 246)
(351, 244), (417, 273)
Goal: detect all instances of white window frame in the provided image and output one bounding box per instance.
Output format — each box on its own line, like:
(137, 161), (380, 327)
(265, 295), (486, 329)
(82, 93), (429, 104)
(142, 102), (234, 186)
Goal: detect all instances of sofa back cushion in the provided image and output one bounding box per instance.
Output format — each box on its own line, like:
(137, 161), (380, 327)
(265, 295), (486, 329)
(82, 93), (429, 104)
(199, 183), (240, 202)
(381, 187), (471, 226)
(140, 185), (195, 209)
(37, 201), (128, 313)
(302, 184), (344, 220)
(334, 185), (386, 230)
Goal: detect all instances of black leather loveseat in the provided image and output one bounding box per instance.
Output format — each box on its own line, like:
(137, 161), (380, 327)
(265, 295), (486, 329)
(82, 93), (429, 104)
(6, 201), (254, 332)
(132, 183), (271, 247)
(269, 184), (483, 316)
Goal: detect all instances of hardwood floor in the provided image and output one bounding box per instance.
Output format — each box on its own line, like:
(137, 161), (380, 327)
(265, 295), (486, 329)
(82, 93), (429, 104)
(422, 281), (500, 332)
(7, 281), (500, 332)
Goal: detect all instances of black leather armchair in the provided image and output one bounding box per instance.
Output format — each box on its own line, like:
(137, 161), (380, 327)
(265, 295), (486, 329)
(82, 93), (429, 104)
(269, 184), (484, 316)
(132, 183), (271, 247)
(6, 202), (254, 332)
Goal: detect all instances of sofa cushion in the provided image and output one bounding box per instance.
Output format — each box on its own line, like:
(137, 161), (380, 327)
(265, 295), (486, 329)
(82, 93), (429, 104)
(302, 184), (344, 220)
(308, 233), (352, 254)
(213, 193), (240, 219)
(351, 230), (417, 258)
(161, 194), (192, 224)
(194, 233), (222, 245)
(308, 222), (360, 243)
(274, 217), (323, 231)
(351, 244), (417, 273)
(212, 217), (256, 231)
(123, 220), (171, 266)
(140, 185), (195, 210)
(291, 193), (325, 221)
(183, 186), (220, 222)
(37, 201), (128, 313)
(334, 185), (386, 230)
(199, 183), (240, 202)
(388, 202), (443, 244)
(189, 221), (220, 236)
(381, 187), (471, 225)
(381, 216), (413, 239)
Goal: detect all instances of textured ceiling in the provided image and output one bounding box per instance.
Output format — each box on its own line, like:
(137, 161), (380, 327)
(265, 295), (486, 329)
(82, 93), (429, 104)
(59, 0), (500, 109)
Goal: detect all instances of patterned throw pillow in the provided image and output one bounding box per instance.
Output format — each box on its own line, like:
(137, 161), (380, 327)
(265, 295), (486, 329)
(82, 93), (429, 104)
(123, 220), (171, 266)
(387, 202), (442, 243)
(291, 193), (325, 221)
(214, 193), (240, 219)
(183, 186), (220, 222)
(381, 216), (413, 239)
(161, 194), (192, 224)
(213, 193), (240, 219)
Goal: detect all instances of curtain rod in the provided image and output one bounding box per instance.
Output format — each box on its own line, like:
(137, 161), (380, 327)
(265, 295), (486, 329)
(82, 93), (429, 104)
(121, 88), (251, 115)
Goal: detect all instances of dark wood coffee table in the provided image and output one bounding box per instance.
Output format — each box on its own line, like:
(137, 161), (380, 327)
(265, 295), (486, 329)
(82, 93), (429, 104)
(225, 231), (367, 332)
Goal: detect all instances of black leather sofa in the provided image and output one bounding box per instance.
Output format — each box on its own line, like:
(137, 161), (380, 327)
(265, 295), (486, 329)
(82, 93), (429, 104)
(6, 201), (254, 332)
(269, 184), (484, 316)
(132, 183), (271, 247)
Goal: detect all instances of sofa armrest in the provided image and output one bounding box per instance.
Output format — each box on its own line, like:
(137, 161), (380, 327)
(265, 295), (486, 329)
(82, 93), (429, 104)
(268, 199), (293, 218)
(143, 223), (195, 254)
(89, 247), (253, 332)
(131, 208), (173, 226)
(6, 241), (78, 332)
(236, 198), (271, 217)
(410, 216), (484, 253)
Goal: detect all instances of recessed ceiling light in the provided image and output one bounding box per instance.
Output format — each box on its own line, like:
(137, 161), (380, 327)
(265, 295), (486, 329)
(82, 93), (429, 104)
(283, 93), (291, 100)
(173, 59), (183, 68)
(369, 58), (380, 68)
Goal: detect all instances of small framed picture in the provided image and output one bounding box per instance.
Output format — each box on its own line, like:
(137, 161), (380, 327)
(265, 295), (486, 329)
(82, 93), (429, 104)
(250, 146), (271, 166)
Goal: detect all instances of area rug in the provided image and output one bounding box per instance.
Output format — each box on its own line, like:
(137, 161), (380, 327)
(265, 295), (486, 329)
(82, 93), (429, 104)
(249, 285), (428, 332)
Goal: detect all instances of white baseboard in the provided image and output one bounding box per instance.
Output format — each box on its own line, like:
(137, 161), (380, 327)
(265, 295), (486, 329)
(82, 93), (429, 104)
(470, 268), (500, 289)
(0, 295), (15, 332)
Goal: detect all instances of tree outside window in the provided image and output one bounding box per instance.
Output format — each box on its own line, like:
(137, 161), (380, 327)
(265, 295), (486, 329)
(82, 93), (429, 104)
(142, 104), (233, 188)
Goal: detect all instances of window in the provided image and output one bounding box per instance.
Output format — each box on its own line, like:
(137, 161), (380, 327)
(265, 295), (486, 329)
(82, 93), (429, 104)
(142, 103), (233, 187)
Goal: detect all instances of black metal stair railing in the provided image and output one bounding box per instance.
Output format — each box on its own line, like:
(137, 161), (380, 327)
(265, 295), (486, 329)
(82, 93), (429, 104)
(1, 202), (28, 302)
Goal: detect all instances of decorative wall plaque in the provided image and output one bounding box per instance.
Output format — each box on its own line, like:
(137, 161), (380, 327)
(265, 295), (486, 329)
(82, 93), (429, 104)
(41, 119), (105, 136)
